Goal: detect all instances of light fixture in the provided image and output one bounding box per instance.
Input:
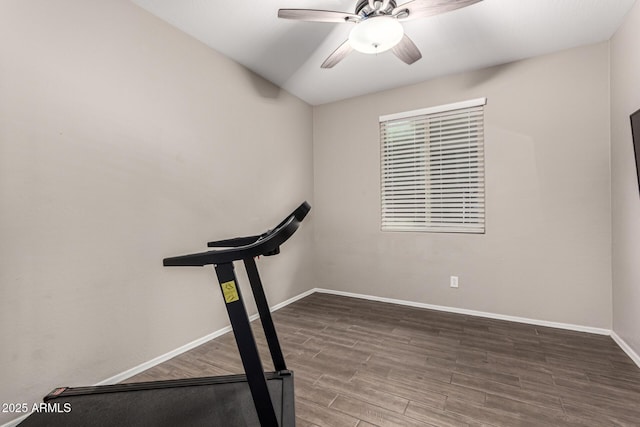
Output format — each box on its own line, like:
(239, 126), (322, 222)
(348, 16), (404, 54)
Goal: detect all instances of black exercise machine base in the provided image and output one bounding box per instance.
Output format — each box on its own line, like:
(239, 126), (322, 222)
(18, 371), (295, 427)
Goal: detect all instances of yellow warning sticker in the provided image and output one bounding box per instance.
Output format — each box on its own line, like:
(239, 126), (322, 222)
(221, 280), (239, 303)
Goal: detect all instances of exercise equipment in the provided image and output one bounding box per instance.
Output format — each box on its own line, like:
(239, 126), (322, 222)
(19, 201), (310, 427)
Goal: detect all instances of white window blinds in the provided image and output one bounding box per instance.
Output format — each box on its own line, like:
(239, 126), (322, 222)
(380, 98), (486, 233)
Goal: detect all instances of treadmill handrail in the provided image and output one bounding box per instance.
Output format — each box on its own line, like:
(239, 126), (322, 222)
(163, 201), (310, 266)
(207, 235), (261, 248)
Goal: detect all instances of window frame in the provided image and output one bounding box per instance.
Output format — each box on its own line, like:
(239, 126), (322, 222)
(379, 98), (487, 234)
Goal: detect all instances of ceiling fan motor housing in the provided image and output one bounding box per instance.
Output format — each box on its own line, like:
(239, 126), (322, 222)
(355, 0), (398, 18)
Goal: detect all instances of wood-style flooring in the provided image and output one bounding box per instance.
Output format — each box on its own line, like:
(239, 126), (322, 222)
(127, 293), (640, 426)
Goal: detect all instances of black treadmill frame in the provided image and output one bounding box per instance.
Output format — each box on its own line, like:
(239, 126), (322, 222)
(22, 201), (310, 427)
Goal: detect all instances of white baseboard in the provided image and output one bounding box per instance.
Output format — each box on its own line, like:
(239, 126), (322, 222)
(611, 331), (640, 368)
(97, 287), (637, 386)
(0, 288), (317, 427)
(98, 287), (317, 386)
(1, 414), (29, 427)
(269, 288), (316, 312)
(96, 325), (234, 386)
(316, 288), (640, 369)
(313, 288), (612, 336)
(100, 286), (613, 385)
(5, 287), (635, 427)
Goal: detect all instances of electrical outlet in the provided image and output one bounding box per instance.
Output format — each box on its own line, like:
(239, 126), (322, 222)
(450, 276), (459, 288)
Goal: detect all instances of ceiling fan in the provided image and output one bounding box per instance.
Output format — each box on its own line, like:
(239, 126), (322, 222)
(278, 0), (483, 68)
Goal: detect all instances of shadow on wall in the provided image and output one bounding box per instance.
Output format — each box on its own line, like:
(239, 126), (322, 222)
(461, 61), (517, 88)
(243, 67), (283, 100)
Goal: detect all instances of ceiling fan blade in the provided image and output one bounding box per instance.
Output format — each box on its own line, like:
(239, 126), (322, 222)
(278, 9), (360, 23)
(392, 34), (422, 65)
(393, 0), (482, 21)
(321, 40), (353, 68)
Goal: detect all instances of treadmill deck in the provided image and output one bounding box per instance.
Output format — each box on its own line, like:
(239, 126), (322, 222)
(19, 372), (294, 427)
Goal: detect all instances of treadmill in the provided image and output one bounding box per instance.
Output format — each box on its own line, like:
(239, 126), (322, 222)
(19, 201), (310, 427)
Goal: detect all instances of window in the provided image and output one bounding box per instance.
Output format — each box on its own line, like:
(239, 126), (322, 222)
(380, 98), (486, 233)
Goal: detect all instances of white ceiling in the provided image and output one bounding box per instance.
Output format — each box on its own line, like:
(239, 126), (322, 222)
(131, 0), (636, 105)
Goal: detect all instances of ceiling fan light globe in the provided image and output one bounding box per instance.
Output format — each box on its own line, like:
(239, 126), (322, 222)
(348, 16), (404, 54)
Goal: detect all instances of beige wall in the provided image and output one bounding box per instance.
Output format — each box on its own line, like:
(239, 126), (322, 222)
(611, 0), (640, 358)
(1, 0), (631, 422)
(0, 0), (313, 422)
(313, 43), (612, 329)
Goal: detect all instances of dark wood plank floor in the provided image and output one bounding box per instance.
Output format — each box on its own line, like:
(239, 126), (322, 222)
(127, 293), (640, 426)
